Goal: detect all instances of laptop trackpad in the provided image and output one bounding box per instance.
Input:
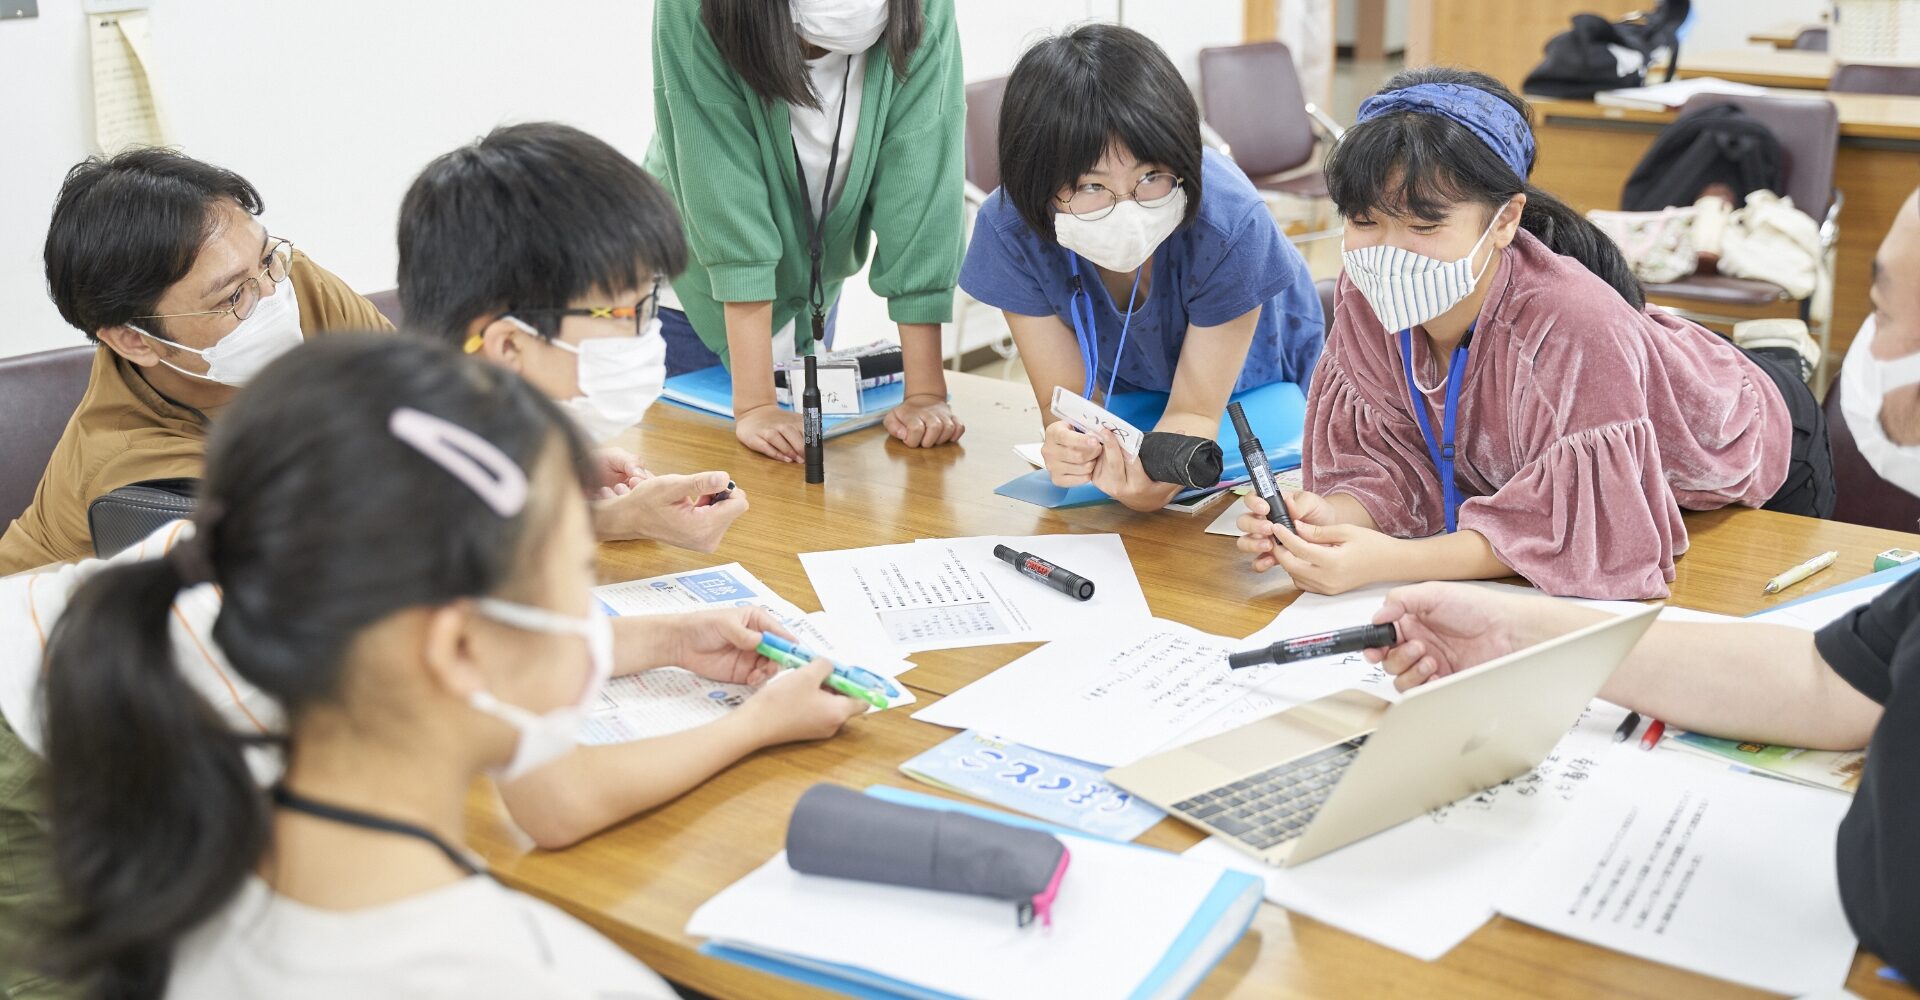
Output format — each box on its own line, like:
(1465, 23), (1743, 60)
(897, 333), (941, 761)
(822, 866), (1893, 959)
(1192, 689), (1389, 771)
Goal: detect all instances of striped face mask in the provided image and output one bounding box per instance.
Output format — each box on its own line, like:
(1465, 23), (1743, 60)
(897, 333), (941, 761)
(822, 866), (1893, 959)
(1340, 214), (1501, 334)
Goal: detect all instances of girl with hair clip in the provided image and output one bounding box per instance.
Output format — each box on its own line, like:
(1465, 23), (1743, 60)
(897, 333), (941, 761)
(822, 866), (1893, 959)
(958, 23), (1324, 512)
(647, 0), (967, 461)
(1236, 68), (1833, 600)
(21, 336), (863, 999)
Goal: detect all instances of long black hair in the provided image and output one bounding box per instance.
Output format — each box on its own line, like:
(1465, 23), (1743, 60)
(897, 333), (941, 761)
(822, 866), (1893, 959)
(35, 334), (594, 998)
(998, 23), (1205, 244)
(701, 0), (924, 108)
(44, 147), (264, 342)
(1327, 67), (1645, 309)
(398, 122), (689, 343)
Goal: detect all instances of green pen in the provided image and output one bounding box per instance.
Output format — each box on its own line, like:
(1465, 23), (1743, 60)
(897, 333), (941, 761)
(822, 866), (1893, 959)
(754, 641), (889, 710)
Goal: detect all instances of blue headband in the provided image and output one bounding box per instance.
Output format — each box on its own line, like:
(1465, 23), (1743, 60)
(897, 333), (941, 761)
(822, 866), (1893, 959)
(1355, 83), (1534, 182)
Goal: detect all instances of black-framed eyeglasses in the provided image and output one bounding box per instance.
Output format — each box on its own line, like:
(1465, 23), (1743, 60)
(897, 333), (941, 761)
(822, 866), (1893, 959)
(133, 237), (294, 324)
(507, 278), (663, 339)
(1056, 173), (1185, 221)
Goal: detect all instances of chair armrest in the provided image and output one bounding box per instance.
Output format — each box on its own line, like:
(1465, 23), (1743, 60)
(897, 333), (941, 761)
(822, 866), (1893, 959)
(1305, 103), (1346, 142)
(1819, 188), (1844, 251)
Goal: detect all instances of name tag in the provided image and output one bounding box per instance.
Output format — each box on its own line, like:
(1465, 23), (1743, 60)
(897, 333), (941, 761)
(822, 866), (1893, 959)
(1050, 386), (1142, 455)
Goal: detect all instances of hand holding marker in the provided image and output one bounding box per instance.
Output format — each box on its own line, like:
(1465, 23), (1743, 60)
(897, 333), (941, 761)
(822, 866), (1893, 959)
(1228, 623), (1397, 669)
(755, 632), (892, 709)
(1230, 401), (1293, 532)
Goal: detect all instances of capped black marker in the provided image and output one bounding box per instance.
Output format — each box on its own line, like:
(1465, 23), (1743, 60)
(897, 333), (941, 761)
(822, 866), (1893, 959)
(803, 354), (824, 484)
(1228, 623), (1397, 669)
(993, 544), (1095, 601)
(1229, 401), (1294, 532)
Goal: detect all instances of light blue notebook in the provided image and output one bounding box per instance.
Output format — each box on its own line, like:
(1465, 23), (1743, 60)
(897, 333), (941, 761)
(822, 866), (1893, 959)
(662, 363), (906, 438)
(1742, 560), (1920, 618)
(899, 731), (1167, 841)
(996, 381), (1307, 509)
(698, 785), (1265, 1000)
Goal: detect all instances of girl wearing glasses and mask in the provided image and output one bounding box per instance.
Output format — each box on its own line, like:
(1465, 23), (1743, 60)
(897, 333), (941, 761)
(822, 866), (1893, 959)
(646, 0), (967, 463)
(958, 25), (1325, 512)
(1236, 69), (1831, 600)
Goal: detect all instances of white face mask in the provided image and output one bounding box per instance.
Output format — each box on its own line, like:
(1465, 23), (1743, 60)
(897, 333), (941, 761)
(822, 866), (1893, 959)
(130, 279), (304, 387)
(511, 317), (668, 443)
(1054, 188), (1188, 274)
(1840, 314), (1920, 497)
(1341, 212), (1502, 334)
(467, 599), (613, 782)
(792, 0), (887, 53)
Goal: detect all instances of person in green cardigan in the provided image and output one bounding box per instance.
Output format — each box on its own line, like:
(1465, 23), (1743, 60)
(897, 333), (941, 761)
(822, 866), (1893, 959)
(647, 0), (967, 462)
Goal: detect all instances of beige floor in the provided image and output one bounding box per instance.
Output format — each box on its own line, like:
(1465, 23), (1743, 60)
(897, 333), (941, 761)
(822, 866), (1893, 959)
(963, 55), (1403, 382)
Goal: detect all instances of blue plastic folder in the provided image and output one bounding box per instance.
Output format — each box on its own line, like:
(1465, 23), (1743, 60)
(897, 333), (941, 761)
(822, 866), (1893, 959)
(1743, 560), (1920, 618)
(698, 785), (1264, 1000)
(996, 381), (1307, 509)
(661, 363), (906, 437)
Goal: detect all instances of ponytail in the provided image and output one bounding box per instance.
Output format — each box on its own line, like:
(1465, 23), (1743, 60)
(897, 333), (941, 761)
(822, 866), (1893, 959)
(38, 554), (266, 999)
(1518, 184), (1646, 310)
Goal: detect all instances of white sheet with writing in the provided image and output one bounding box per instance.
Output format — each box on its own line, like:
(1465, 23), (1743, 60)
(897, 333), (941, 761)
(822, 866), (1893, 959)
(1496, 749), (1856, 995)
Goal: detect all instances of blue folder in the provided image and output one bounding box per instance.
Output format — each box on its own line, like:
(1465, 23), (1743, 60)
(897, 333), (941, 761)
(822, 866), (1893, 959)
(996, 381), (1308, 509)
(699, 785), (1265, 1000)
(661, 363), (906, 438)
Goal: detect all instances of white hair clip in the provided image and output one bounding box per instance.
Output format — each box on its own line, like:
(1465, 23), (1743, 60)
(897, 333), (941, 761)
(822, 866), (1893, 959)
(388, 407), (530, 518)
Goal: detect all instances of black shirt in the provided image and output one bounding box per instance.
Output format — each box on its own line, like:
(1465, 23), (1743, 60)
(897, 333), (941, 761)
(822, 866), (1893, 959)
(1814, 571), (1920, 980)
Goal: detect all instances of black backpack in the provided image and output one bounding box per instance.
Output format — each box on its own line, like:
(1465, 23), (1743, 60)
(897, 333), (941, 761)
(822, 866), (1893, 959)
(1523, 0), (1692, 99)
(1619, 103), (1785, 211)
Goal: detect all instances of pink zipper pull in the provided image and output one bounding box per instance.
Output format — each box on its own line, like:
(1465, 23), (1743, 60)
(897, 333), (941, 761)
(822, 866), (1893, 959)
(1023, 844), (1072, 928)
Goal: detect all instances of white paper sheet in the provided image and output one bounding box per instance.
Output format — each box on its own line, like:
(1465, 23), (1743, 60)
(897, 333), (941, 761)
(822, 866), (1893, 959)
(1497, 750), (1857, 996)
(687, 835), (1227, 1000)
(595, 563), (806, 620)
(1749, 581), (1895, 632)
(802, 534), (1151, 656)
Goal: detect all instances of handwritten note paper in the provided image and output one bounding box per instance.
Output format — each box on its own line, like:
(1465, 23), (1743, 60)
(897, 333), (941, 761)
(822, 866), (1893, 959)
(89, 12), (169, 154)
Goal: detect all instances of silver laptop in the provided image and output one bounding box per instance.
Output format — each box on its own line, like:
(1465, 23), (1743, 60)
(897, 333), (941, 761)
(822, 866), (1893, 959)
(1108, 605), (1660, 866)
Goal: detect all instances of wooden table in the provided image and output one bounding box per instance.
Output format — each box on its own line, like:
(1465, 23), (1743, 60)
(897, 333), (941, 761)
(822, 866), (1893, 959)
(1749, 18), (1825, 50)
(1673, 48), (1833, 90)
(466, 373), (1919, 999)
(1527, 90), (1920, 365)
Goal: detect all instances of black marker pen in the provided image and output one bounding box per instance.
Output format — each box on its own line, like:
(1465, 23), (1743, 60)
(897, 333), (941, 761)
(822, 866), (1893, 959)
(803, 354), (824, 484)
(993, 544), (1095, 601)
(1228, 623), (1397, 669)
(1229, 401), (1294, 532)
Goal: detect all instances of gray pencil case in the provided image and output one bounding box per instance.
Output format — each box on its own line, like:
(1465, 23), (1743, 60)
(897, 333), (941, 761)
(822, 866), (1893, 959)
(785, 784), (1072, 927)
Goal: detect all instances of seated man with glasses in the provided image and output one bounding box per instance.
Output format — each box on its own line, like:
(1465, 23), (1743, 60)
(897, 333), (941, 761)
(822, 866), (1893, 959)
(398, 122), (747, 553)
(0, 149), (391, 575)
(958, 24), (1326, 512)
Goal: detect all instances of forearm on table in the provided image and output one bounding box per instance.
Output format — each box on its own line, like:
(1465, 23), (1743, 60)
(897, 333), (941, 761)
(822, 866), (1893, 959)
(723, 300), (778, 412)
(497, 714), (765, 849)
(1396, 529), (1512, 582)
(898, 323), (950, 398)
(1600, 623), (1880, 750)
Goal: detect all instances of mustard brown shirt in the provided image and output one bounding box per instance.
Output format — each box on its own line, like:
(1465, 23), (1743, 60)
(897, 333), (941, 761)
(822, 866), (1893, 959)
(0, 254), (390, 575)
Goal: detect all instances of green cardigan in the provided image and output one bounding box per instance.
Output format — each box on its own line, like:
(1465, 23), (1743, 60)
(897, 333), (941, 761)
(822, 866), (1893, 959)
(645, 0), (965, 365)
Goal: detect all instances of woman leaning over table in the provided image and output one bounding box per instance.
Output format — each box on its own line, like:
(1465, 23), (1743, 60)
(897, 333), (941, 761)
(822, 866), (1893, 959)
(646, 0), (967, 461)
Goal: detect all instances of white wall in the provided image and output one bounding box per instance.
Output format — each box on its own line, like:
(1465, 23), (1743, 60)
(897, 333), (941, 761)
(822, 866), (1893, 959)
(0, 0), (1247, 359)
(1684, 0), (1827, 51)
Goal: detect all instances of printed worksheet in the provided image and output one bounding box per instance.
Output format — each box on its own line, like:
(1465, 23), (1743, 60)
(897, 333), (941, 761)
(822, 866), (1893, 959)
(581, 665), (915, 746)
(1497, 750), (1856, 995)
(595, 563), (806, 621)
(801, 534), (1150, 656)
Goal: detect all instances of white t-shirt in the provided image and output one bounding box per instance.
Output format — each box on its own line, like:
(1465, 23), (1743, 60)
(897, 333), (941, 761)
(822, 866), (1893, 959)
(789, 50), (865, 228)
(166, 875), (675, 1000)
(0, 520), (283, 769)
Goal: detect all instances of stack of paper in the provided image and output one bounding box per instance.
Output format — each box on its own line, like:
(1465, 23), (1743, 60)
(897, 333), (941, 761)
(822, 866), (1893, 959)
(1594, 77), (1768, 110)
(687, 789), (1263, 1000)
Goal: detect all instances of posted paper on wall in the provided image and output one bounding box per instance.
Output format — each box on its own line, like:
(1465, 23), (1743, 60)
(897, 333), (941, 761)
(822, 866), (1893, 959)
(1496, 750), (1856, 995)
(801, 534), (1150, 656)
(89, 11), (170, 153)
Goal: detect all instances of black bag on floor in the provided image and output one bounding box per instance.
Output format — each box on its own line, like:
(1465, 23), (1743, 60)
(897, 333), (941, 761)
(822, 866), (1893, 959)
(1619, 103), (1784, 211)
(1523, 0), (1692, 99)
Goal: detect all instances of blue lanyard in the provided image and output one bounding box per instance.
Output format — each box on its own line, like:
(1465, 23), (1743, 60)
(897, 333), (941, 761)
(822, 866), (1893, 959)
(1065, 254), (1140, 403)
(1399, 328), (1471, 534)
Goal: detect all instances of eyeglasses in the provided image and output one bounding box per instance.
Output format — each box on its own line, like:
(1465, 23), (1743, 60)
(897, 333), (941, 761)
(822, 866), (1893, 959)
(1056, 172), (1184, 221)
(508, 279), (663, 340)
(134, 238), (294, 324)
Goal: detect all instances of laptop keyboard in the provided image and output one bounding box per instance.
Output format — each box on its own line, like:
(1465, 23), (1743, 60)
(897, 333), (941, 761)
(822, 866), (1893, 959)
(1169, 736), (1370, 851)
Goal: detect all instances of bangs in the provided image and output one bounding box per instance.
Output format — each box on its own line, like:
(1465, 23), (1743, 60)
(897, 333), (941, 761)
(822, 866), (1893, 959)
(1326, 111), (1516, 222)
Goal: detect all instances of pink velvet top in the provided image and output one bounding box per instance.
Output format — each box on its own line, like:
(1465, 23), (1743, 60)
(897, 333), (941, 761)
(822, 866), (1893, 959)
(1305, 229), (1792, 599)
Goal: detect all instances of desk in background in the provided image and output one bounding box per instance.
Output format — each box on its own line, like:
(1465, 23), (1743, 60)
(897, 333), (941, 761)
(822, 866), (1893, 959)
(1750, 17), (1827, 50)
(1674, 48), (1834, 90)
(468, 373), (1919, 999)
(1529, 91), (1920, 364)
